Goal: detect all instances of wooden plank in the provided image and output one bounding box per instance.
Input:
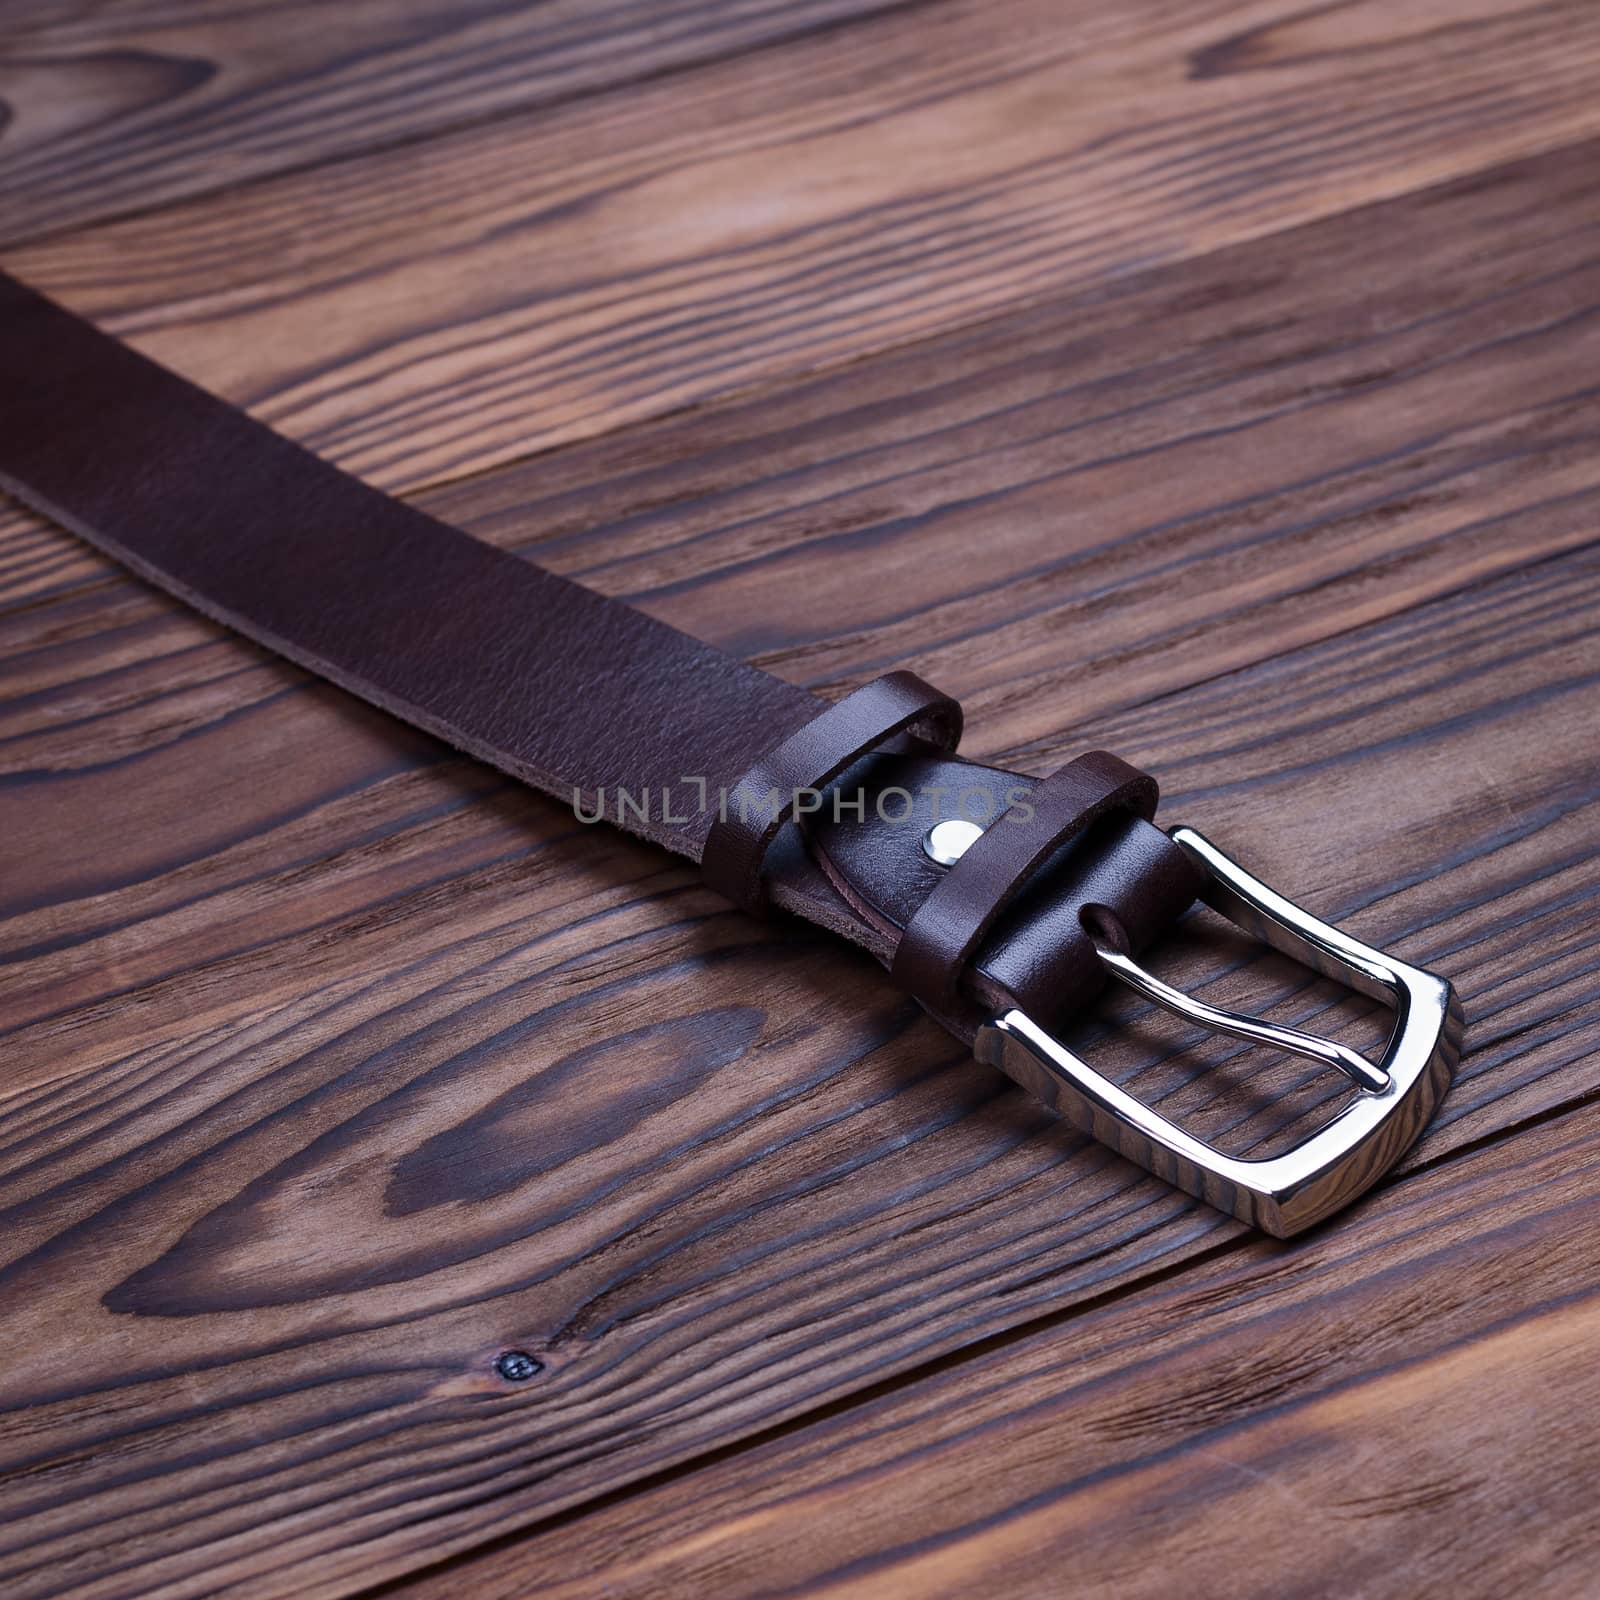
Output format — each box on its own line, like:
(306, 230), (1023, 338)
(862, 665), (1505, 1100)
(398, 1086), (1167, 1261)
(7, 0), (1600, 490)
(0, 539), (1595, 1596)
(0, 0), (924, 247)
(9, 131), (1600, 690)
(425, 137), (1600, 750)
(387, 1093), (1600, 1599)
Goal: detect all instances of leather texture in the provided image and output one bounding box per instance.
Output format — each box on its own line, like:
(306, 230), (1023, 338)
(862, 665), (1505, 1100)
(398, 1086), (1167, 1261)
(0, 271), (1201, 1044)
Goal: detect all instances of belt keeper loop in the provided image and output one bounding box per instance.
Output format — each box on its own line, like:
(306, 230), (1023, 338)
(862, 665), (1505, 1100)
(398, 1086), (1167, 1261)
(889, 751), (1158, 1012)
(701, 670), (962, 911)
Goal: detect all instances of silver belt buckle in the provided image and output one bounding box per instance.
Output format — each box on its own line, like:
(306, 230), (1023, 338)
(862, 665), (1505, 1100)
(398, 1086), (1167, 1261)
(975, 827), (1463, 1237)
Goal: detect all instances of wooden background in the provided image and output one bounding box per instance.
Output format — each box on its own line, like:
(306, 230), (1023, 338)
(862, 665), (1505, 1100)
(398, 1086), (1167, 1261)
(2, 2), (1599, 1595)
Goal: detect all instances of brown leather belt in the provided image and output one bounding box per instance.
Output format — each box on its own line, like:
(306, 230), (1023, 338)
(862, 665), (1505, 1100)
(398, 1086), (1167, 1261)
(0, 271), (1462, 1235)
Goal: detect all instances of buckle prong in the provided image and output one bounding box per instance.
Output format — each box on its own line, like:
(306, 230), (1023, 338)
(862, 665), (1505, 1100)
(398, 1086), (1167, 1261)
(974, 826), (1461, 1236)
(1090, 938), (1392, 1095)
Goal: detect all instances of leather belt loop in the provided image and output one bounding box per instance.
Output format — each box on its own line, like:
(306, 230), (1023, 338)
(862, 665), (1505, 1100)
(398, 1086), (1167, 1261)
(702, 670), (962, 910)
(889, 751), (1158, 1012)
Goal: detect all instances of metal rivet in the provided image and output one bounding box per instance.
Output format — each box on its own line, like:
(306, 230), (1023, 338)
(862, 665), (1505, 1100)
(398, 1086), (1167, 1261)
(923, 818), (985, 866)
(495, 1350), (542, 1382)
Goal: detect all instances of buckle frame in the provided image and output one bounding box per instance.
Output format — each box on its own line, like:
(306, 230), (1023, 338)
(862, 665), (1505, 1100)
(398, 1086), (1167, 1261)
(973, 827), (1463, 1237)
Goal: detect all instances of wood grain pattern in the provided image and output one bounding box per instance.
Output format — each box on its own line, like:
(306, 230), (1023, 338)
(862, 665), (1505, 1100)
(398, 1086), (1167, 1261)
(2, 251), (1598, 1596)
(10, 134), (1600, 690)
(389, 1094), (1600, 1599)
(8, 0), (1600, 490)
(3, 6), (1600, 1596)
(0, 0), (924, 246)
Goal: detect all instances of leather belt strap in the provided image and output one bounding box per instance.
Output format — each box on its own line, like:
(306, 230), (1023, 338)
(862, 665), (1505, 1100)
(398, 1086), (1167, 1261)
(0, 271), (1199, 1043)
